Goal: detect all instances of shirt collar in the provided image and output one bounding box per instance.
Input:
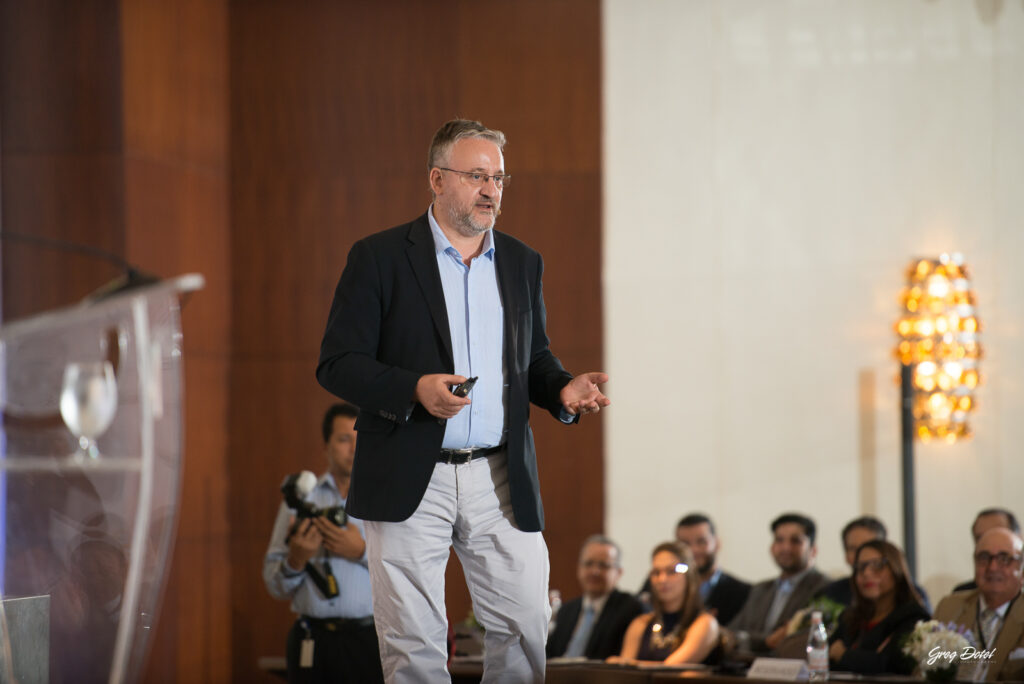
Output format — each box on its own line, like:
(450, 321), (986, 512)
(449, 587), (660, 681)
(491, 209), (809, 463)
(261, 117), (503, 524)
(582, 592), (611, 615)
(777, 567), (812, 592)
(702, 568), (723, 591)
(313, 472), (349, 508)
(317, 471), (340, 494)
(980, 592), (1015, 618)
(427, 204), (496, 260)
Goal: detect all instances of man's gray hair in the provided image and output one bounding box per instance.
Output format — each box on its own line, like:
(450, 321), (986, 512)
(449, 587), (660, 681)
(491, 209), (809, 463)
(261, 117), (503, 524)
(578, 534), (623, 568)
(428, 118), (506, 170)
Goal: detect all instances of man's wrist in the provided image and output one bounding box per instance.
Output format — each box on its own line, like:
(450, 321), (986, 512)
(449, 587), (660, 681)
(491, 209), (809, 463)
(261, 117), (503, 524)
(282, 558), (306, 577)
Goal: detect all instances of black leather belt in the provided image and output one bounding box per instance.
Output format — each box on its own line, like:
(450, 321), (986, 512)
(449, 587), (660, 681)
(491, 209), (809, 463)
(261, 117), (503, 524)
(438, 444), (504, 465)
(300, 615), (374, 631)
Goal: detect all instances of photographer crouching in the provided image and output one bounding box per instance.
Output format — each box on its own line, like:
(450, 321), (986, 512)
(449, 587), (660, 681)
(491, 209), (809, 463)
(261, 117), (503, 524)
(263, 403), (384, 683)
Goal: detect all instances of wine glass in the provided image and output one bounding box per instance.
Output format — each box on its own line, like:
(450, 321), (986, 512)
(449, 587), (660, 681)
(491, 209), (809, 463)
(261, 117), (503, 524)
(59, 361), (118, 459)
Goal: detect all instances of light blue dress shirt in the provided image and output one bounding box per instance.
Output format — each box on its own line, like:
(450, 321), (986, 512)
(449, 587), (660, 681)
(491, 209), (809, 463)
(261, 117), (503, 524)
(700, 567), (723, 603)
(427, 207), (507, 449)
(764, 567), (812, 630)
(263, 472), (374, 619)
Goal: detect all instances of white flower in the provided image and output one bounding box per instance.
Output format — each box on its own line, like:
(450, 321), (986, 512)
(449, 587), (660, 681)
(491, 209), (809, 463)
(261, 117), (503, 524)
(903, 620), (976, 672)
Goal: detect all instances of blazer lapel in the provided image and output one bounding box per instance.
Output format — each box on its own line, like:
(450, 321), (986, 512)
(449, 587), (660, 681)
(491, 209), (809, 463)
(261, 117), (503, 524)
(405, 216), (454, 367)
(754, 584), (776, 628)
(559, 600), (583, 652)
(959, 592), (981, 632)
(493, 231), (520, 369)
(780, 572), (820, 625)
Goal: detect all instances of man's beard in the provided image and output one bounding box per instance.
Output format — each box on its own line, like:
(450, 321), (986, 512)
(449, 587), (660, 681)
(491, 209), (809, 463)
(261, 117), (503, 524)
(448, 201), (497, 238)
(698, 555), (715, 576)
(777, 557), (808, 575)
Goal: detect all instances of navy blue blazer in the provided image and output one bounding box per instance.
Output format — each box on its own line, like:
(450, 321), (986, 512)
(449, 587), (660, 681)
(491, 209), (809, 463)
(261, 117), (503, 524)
(317, 214), (573, 531)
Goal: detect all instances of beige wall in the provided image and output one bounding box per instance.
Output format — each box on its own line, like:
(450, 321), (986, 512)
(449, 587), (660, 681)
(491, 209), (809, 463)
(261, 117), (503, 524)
(603, 0), (1024, 602)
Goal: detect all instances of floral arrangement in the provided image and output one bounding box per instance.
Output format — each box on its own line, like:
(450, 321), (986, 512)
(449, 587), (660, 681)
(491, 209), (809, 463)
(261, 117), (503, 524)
(783, 596), (846, 637)
(902, 620), (975, 681)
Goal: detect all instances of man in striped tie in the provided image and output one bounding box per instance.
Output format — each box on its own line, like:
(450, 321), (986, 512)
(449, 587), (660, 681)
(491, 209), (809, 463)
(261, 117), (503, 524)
(546, 535), (644, 660)
(933, 527), (1024, 682)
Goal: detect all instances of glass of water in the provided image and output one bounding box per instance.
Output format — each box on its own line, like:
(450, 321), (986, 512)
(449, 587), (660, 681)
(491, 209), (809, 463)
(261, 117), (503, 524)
(60, 361), (119, 459)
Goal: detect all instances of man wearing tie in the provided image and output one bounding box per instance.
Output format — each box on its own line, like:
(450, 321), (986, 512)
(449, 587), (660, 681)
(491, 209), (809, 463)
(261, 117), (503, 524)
(547, 536), (644, 660)
(317, 118), (609, 683)
(933, 527), (1024, 681)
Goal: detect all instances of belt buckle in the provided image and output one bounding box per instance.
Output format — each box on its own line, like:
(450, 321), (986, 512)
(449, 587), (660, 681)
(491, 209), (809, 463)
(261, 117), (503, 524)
(444, 448), (473, 465)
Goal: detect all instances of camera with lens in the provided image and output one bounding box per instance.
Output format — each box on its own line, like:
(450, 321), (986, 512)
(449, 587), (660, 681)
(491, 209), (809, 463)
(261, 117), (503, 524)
(280, 470), (348, 529)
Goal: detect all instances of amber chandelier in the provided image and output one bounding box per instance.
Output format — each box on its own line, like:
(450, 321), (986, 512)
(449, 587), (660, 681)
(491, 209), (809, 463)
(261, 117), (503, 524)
(895, 253), (982, 443)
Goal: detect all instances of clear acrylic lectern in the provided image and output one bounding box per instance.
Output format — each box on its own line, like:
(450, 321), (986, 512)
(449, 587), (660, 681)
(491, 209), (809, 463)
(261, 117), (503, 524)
(0, 274), (204, 684)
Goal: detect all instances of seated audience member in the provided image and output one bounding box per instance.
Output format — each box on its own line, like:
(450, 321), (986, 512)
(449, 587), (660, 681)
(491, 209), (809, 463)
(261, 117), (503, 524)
(818, 516), (931, 611)
(727, 513), (830, 654)
(547, 535), (645, 660)
(828, 540), (929, 675)
(610, 541), (720, 665)
(953, 508), (1021, 592)
(638, 514), (752, 624)
(934, 527), (1024, 682)
(676, 514), (752, 625)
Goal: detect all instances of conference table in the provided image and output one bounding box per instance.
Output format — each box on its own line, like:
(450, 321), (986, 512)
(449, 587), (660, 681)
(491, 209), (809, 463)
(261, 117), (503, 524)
(448, 658), (918, 684)
(265, 654), (917, 682)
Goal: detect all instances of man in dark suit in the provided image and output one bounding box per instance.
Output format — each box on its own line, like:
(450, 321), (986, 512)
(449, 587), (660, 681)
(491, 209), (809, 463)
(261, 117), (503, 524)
(317, 119), (609, 683)
(675, 513), (751, 625)
(547, 535), (644, 660)
(727, 513), (830, 654)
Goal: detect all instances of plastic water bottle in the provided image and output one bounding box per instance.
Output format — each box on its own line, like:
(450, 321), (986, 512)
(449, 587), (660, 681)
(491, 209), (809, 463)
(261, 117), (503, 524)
(806, 610), (829, 681)
(547, 589), (562, 636)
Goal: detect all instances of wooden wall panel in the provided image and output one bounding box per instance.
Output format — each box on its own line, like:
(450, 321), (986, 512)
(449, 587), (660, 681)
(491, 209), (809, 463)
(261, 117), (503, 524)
(119, 1), (232, 682)
(0, 156), (126, 318)
(230, 2), (602, 679)
(0, 0), (125, 318)
(0, 0), (123, 155)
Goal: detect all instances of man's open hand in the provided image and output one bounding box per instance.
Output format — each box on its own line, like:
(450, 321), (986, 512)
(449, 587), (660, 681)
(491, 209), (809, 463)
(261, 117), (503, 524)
(560, 372), (610, 416)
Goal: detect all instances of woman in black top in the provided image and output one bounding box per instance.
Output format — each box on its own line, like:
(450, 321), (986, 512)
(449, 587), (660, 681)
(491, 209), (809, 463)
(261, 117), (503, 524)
(829, 539), (930, 675)
(609, 541), (719, 665)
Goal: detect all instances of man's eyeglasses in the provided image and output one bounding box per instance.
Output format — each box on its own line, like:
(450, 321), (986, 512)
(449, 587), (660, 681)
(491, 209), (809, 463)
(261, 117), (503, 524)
(973, 551), (1024, 568)
(648, 562), (688, 580)
(854, 558), (889, 575)
(437, 167), (510, 189)
(580, 560), (615, 571)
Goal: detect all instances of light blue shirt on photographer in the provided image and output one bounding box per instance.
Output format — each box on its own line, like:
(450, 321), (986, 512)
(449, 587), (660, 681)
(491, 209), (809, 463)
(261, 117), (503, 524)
(428, 207), (507, 449)
(263, 472), (373, 619)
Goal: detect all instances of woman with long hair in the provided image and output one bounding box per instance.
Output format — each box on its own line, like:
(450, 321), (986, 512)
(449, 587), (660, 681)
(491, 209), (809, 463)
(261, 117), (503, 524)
(829, 539), (930, 674)
(609, 541), (719, 665)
